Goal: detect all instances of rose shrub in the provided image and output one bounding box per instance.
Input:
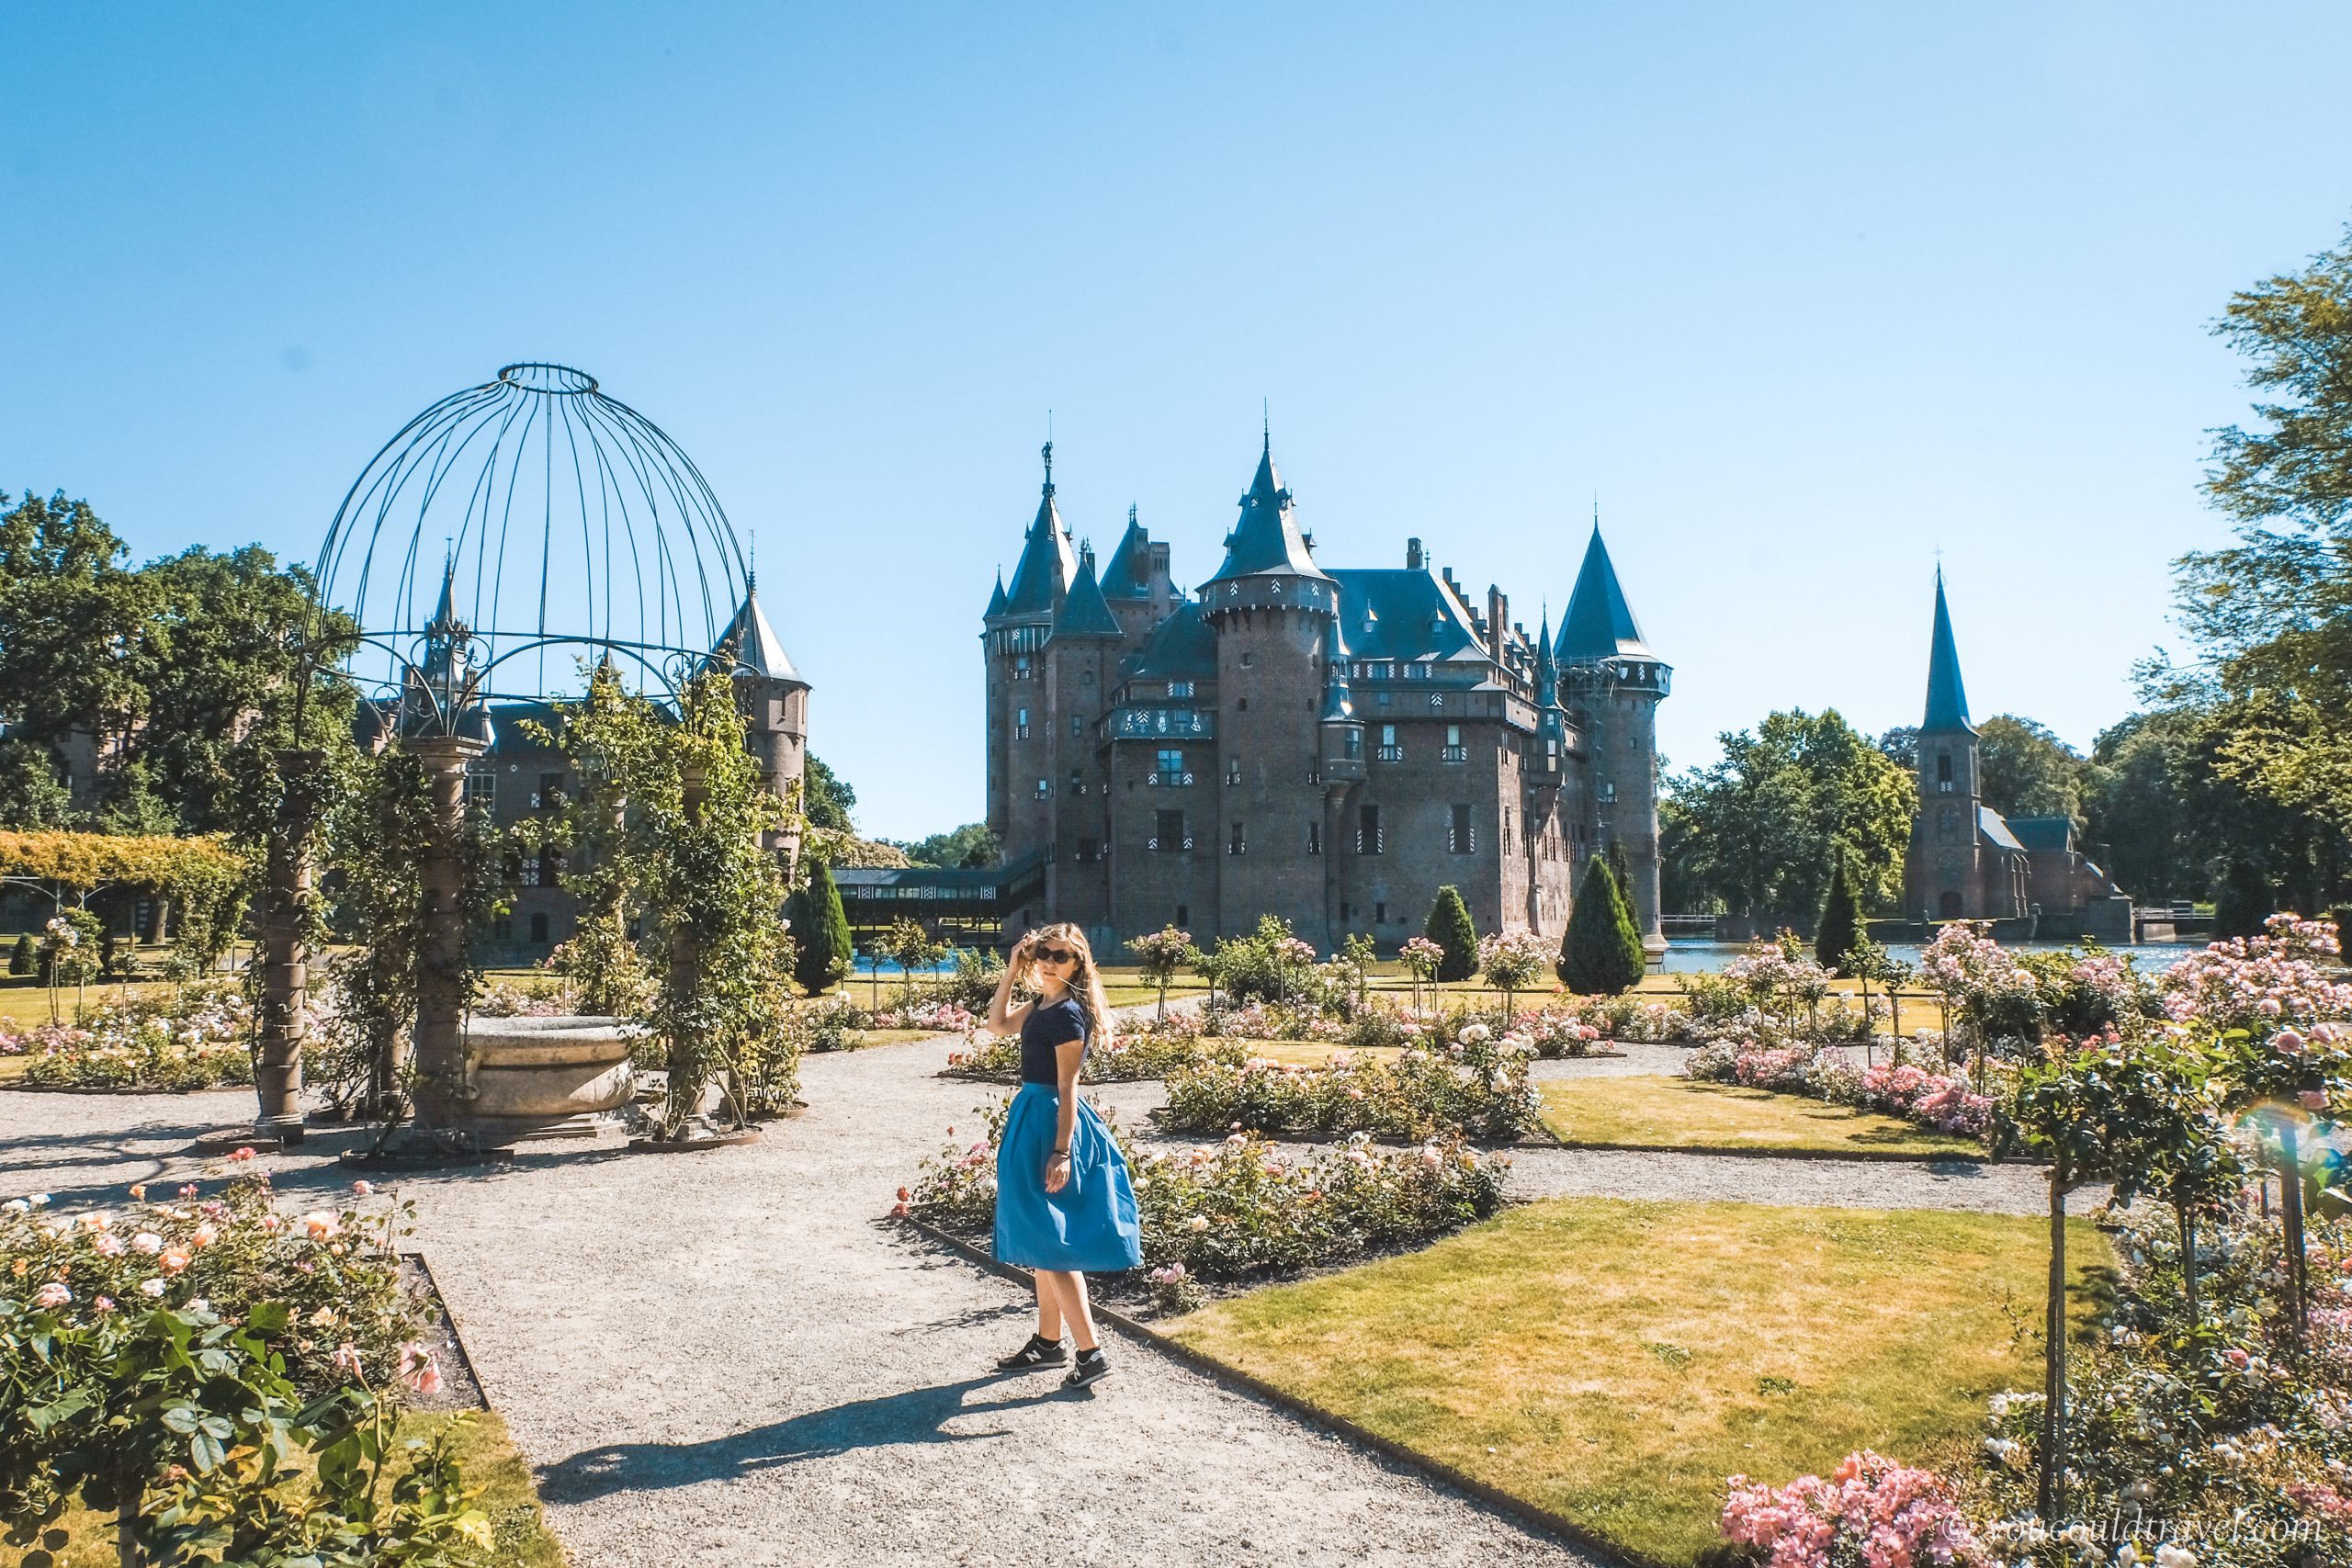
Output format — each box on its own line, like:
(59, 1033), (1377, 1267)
(942, 1027), (1243, 1084)
(1, 1168), (488, 1564)
(1160, 1026), (1542, 1143)
(2, 981), (271, 1091)
(901, 1100), (1507, 1287)
(1687, 1038), (1996, 1139)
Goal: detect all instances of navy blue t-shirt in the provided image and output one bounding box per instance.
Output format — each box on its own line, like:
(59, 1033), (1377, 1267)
(1020, 996), (1088, 1086)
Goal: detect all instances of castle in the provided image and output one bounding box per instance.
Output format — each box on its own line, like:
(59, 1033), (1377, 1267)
(1903, 570), (2131, 941)
(980, 436), (1668, 953)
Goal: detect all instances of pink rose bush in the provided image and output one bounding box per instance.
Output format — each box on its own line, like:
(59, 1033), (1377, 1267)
(902, 1101), (1505, 1288)
(2, 980), (277, 1090)
(944, 1024), (1240, 1084)
(1161, 1031), (1542, 1142)
(1722, 1450), (1986, 1568)
(1688, 1040), (1995, 1140)
(872, 998), (978, 1032)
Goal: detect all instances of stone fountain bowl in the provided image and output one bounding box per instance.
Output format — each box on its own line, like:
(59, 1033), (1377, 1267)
(463, 1015), (639, 1142)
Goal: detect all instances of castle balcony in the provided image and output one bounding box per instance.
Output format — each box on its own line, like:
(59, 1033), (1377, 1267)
(1317, 756), (1365, 785)
(1112, 706), (1214, 739)
(1147, 771), (1195, 786)
(1440, 745), (1467, 763)
(1146, 834), (1196, 852)
(1375, 745), (1405, 763)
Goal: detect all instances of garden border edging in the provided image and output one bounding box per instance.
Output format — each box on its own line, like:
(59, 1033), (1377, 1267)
(894, 1213), (1669, 1568)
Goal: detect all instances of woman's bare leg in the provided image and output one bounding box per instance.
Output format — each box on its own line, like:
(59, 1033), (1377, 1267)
(1041, 1269), (1099, 1352)
(1034, 1273), (1065, 1341)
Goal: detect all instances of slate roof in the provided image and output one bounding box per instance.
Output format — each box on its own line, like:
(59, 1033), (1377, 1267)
(1320, 616), (1356, 723)
(1978, 807), (2026, 853)
(1003, 465), (1078, 617)
(1325, 568), (1484, 662)
(713, 583), (800, 682)
(984, 571), (1007, 620)
(1199, 437), (1333, 588)
(1125, 602), (1217, 681)
(1923, 570), (1973, 734)
(2006, 816), (2075, 853)
(1556, 525), (1657, 663)
(1055, 550), (1124, 638)
(1098, 513), (1152, 599)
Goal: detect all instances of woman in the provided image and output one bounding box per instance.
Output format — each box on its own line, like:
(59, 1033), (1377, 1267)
(986, 923), (1141, 1388)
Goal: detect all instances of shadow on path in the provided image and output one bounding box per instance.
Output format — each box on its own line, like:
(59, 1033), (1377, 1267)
(537, 1374), (1071, 1503)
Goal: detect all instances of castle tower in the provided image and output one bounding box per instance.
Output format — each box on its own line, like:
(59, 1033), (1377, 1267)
(1096, 503), (1179, 652)
(714, 577), (811, 869)
(1046, 540), (1124, 934)
(1200, 434), (1340, 944)
(1525, 607), (1570, 930)
(1557, 521), (1668, 954)
(1906, 569), (1990, 922)
(983, 444), (1077, 863)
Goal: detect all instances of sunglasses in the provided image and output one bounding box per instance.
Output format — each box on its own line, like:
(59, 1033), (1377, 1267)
(1033, 947), (1078, 965)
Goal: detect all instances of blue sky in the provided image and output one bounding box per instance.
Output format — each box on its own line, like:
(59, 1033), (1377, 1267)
(5, 2), (2349, 839)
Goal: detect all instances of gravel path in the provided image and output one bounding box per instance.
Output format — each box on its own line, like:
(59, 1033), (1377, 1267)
(0, 1021), (2070, 1565)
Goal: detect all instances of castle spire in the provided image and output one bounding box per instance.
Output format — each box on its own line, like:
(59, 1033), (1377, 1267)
(1001, 442), (1078, 616)
(1555, 523), (1655, 663)
(1202, 428), (1330, 589)
(1922, 567), (1973, 734)
(1319, 615), (1355, 723)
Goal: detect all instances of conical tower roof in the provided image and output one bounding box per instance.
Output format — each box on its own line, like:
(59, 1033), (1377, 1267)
(1201, 434), (1332, 589)
(1533, 605), (1561, 704)
(1922, 568), (1973, 734)
(1098, 506), (1152, 599)
(1055, 545), (1123, 638)
(1556, 524), (1656, 663)
(1320, 615), (1356, 723)
(984, 570), (1008, 621)
(1003, 442), (1078, 616)
(712, 578), (800, 682)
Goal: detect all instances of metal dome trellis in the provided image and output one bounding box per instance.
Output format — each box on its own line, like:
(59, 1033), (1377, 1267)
(311, 361), (751, 726)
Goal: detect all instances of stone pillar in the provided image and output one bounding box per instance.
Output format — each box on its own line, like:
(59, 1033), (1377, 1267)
(408, 735), (486, 1136)
(663, 759), (710, 1133)
(254, 748), (324, 1143)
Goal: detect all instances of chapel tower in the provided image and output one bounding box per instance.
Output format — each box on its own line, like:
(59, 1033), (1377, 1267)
(1907, 569), (1989, 921)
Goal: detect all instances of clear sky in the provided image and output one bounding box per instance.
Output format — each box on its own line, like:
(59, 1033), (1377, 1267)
(5, 3), (2349, 840)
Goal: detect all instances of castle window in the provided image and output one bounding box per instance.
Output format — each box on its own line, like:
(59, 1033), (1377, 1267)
(1170, 681), (1193, 698)
(1015, 707), (1031, 739)
(1442, 724), (1466, 763)
(1376, 724), (1402, 763)
(465, 769), (496, 810)
(1069, 716), (1082, 738)
(1239, 651), (1254, 668)
(1503, 806), (1513, 850)
(1377, 691), (1391, 707)
(1237, 697), (1248, 712)
(1600, 781), (1616, 803)
(1449, 805), (1475, 855)
(1342, 728), (1362, 761)
(1151, 808), (1190, 852)
(1357, 803), (1383, 854)
(1078, 835), (1098, 863)
(1375, 900), (1386, 924)
(1229, 820), (1246, 855)
(1176, 903), (1189, 926)
(1153, 748), (1188, 785)
(540, 846), (564, 886)
(1081, 670), (1094, 687)
(1070, 769), (1084, 795)
(1227, 759), (1241, 785)
(529, 912), (549, 944)
(1035, 778), (1049, 799)
(1937, 752), (1952, 784)
(1013, 653), (1033, 681)
(1307, 821), (1321, 855)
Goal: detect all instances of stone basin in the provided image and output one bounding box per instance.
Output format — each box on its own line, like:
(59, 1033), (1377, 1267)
(464, 1015), (639, 1142)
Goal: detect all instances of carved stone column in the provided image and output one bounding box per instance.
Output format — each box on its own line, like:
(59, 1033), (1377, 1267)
(407, 734), (486, 1136)
(254, 748), (325, 1143)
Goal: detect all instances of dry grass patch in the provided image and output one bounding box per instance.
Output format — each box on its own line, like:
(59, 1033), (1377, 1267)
(1539, 1077), (1984, 1159)
(1168, 1197), (2110, 1566)
(40, 1408), (566, 1568)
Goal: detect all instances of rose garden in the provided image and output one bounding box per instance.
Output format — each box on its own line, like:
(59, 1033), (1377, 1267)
(9, 237), (2352, 1568)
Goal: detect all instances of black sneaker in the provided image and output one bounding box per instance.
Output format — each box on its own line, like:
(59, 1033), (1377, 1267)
(1063, 1348), (1111, 1389)
(996, 1333), (1067, 1371)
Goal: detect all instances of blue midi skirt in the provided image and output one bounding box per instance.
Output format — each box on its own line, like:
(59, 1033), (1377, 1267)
(993, 1084), (1143, 1273)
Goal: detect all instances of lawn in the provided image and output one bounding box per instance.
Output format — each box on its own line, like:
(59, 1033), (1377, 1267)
(43, 1407), (566, 1567)
(1167, 1198), (2110, 1566)
(1537, 1077), (1985, 1159)
(0, 978), (183, 1030)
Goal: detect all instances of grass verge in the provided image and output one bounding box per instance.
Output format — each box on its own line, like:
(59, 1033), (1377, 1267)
(1537, 1077), (1984, 1159)
(1167, 1197), (2110, 1566)
(43, 1407), (565, 1568)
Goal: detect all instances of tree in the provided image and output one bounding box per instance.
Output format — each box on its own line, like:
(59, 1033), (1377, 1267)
(1398, 935), (1444, 1014)
(1813, 861), (1863, 975)
(882, 917), (947, 999)
(1560, 856), (1645, 995)
(1340, 932), (1377, 1010)
(1422, 886), (1477, 983)
(788, 857), (853, 997)
(802, 754), (857, 833)
(1665, 708), (1917, 919)
(1477, 929), (1550, 1022)
(1976, 714), (2086, 831)
(1126, 925), (1199, 1021)
(898, 822), (1001, 869)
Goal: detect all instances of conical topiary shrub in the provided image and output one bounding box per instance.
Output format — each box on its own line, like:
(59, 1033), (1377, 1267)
(1423, 886), (1478, 983)
(789, 857), (854, 997)
(8, 933), (31, 977)
(1560, 855), (1645, 995)
(1815, 861), (1863, 976)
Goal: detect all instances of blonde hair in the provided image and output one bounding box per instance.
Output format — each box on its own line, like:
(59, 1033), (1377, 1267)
(1030, 922), (1113, 1050)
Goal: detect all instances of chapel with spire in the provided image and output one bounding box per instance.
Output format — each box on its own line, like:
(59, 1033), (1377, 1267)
(1902, 570), (2129, 938)
(981, 432), (1668, 952)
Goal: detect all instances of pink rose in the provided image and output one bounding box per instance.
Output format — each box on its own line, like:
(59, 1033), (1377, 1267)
(2302, 1090), (2330, 1111)
(397, 1341), (444, 1396)
(889, 1201), (910, 1218)
(352, 1179), (375, 1197)
(93, 1295), (115, 1313)
(33, 1281), (71, 1310)
(159, 1250), (190, 1275)
(130, 1232), (163, 1256)
(332, 1342), (365, 1378)
(301, 1212), (339, 1242)
(94, 1233), (125, 1258)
